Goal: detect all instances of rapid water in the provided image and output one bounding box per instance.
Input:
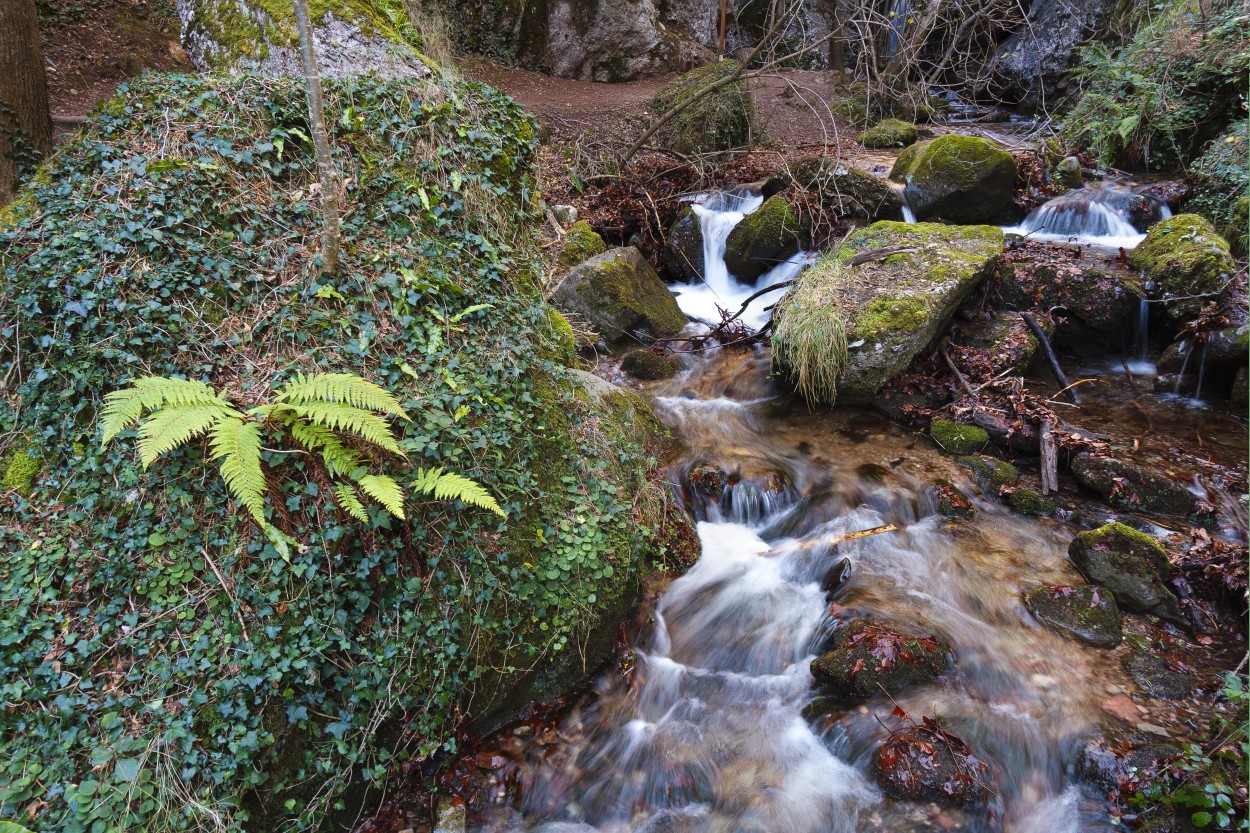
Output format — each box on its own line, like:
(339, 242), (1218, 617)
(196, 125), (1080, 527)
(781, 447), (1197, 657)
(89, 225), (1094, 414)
(1004, 183), (1165, 249)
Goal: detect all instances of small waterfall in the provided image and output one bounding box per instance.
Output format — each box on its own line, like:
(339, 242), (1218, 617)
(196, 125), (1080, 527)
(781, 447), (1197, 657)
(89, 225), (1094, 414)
(888, 181), (917, 223)
(1174, 340), (1192, 394)
(1135, 299), (1150, 359)
(1195, 340), (1209, 400)
(1005, 184), (1164, 248)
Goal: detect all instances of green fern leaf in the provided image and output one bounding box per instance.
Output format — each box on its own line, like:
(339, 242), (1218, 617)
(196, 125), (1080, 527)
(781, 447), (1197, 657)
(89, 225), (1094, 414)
(287, 420), (363, 476)
(135, 403), (238, 468)
(100, 376), (228, 445)
(334, 482), (370, 522)
(411, 467), (505, 517)
(276, 372), (409, 420)
(357, 474), (406, 520)
(271, 401), (405, 455)
(208, 418), (267, 525)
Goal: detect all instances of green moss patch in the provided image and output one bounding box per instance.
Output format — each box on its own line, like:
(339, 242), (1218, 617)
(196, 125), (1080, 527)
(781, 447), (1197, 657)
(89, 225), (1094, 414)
(959, 455), (1019, 496)
(930, 419), (988, 453)
(890, 135), (1016, 223)
(858, 118), (919, 149)
(1130, 213), (1237, 321)
(557, 220), (607, 269)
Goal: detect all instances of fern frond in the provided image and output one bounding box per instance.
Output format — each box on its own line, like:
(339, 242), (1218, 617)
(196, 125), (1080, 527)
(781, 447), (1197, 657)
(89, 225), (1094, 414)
(357, 474), (406, 520)
(100, 376), (230, 446)
(275, 373), (409, 420)
(334, 482), (370, 522)
(411, 467), (505, 517)
(208, 418), (267, 525)
(287, 420), (364, 477)
(275, 402), (405, 456)
(135, 403), (239, 468)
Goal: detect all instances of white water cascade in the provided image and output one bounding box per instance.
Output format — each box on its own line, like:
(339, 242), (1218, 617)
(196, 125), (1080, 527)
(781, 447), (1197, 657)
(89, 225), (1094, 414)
(1004, 184), (1165, 249)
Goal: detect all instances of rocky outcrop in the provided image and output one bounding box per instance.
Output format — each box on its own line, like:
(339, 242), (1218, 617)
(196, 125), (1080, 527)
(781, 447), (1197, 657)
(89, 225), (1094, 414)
(544, 0), (713, 81)
(553, 247), (688, 342)
(1130, 214), (1237, 322)
(890, 136), (1017, 223)
(857, 119), (919, 149)
(1024, 584), (1122, 647)
(724, 195), (805, 280)
(663, 205), (705, 282)
(989, 0), (1117, 109)
(651, 61), (761, 155)
(1068, 523), (1184, 624)
(810, 619), (950, 698)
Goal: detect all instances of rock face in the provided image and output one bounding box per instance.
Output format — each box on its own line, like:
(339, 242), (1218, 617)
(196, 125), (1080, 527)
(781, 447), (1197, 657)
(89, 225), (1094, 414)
(890, 136), (1017, 223)
(651, 61), (760, 156)
(175, 0), (431, 77)
(723, 195), (806, 280)
(1071, 454), (1202, 518)
(772, 222), (1003, 405)
(1068, 523), (1184, 624)
(544, 0), (713, 81)
(990, 0), (1117, 108)
(871, 726), (993, 805)
(858, 119), (919, 149)
(663, 205), (705, 282)
(1130, 214), (1237, 322)
(553, 247), (688, 342)
(810, 619), (950, 698)
(785, 158), (905, 223)
(1024, 584), (1122, 647)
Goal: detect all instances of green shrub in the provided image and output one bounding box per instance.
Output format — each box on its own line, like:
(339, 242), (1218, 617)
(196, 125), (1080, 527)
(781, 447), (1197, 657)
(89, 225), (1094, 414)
(651, 61), (762, 155)
(1188, 120), (1249, 243)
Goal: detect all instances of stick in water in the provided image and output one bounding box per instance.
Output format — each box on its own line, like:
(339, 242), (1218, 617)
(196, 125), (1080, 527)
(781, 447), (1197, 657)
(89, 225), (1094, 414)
(762, 523), (900, 557)
(1021, 312), (1081, 405)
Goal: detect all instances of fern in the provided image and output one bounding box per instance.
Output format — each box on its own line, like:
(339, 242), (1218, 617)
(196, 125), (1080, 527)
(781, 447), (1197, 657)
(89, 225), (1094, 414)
(412, 467), (505, 517)
(135, 403), (241, 467)
(100, 376), (235, 446)
(286, 420), (364, 477)
(275, 372), (409, 420)
(357, 474), (407, 520)
(209, 418), (266, 525)
(255, 401), (404, 456)
(334, 482), (370, 522)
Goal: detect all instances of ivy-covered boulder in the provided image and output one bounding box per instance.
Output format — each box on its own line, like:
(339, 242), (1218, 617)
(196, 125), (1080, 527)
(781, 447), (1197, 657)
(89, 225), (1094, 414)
(651, 60), (761, 156)
(784, 157), (904, 223)
(662, 204), (705, 282)
(557, 220), (608, 268)
(1068, 523), (1184, 624)
(771, 222), (1003, 405)
(810, 619), (950, 698)
(1129, 214), (1237, 322)
(553, 246), (688, 342)
(857, 118), (919, 149)
(1024, 584), (1122, 647)
(0, 73), (690, 832)
(889, 135), (1017, 223)
(723, 195), (807, 281)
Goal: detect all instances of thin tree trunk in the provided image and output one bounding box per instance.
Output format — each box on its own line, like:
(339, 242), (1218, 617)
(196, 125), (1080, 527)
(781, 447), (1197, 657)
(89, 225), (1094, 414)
(0, 0), (52, 205)
(293, 0), (341, 274)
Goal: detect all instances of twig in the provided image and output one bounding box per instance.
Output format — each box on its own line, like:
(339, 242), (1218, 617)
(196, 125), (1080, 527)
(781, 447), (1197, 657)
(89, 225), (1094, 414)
(203, 546), (250, 642)
(761, 523), (898, 557)
(941, 341), (976, 399)
(1022, 312), (1081, 405)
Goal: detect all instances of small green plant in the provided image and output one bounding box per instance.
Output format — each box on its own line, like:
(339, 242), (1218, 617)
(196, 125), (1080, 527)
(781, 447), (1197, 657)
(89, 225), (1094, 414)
(100, 372), (504, 555)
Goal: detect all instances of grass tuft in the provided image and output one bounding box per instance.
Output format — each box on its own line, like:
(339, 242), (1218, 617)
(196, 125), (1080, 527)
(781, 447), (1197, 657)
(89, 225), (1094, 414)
(771, 257), (850, 405)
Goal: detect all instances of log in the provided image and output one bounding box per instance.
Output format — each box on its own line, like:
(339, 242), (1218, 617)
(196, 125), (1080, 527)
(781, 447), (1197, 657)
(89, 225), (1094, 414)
(1039, 418), (1058, 494)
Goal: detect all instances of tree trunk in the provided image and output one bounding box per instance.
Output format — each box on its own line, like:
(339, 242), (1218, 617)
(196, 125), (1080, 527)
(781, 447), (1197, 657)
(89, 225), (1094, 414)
(0, 0), (52, 205)
(293, 0), (342, 274)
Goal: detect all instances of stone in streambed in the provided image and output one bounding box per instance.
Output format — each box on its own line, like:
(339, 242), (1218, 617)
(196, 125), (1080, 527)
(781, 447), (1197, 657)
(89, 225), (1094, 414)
(926, 480), (975, 519)
(552, 246), (687, 343)
(810, 618), (950, 698)
(958, 455), (1019, 497)
(1123, 651), (1191, 700)
(662, 205), (704, 282)
(1068, 522), (1184, 624)
(1129, 214), (1236, 322)
(1008, 488), (1056, 516)
(870, 725), (992, 805)
(621, 349), (683, 380)
(858, 118), (919, 149)
(1070, 453), (1203, 519)
(723, 194), (806, 281)
(1024, 584), (1121, 647)
(992, 249), (1142, 340)
(1054, 156), (1084, 191)
(889, 135), (1017, 223)
(768, 157), (904, 223)
(557, 221), (607, 269)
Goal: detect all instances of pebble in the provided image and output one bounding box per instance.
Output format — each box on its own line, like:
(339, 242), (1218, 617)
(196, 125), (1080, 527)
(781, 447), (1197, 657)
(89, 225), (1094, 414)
(1138, 722), (1171, 737)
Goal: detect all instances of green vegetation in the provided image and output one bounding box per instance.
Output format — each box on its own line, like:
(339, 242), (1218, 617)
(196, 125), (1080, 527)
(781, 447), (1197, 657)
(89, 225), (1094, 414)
(959, 455), (1019, 496)
(1188, 120), (1249, 249)
(771, 258), (851, 406)
(0, 72), (677, 832)
(890, 135), (1016, 223)
(858, 118), (919, 149)
(929, 419), (989, 454)
(1129, 214), (1237, 320)
(651, 60), (762, 155)
(557, 220), (607, 268)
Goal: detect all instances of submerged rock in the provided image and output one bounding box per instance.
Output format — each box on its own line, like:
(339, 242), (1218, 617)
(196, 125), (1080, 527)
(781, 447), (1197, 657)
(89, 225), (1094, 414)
(870, 725), (993, 805)
(1071, 453), (1203, 518)
(662, 205), (704, 282)
(621, 349), (683, 380)
(723, 195), (806, 281)
(1008, 488), (1056, 517)
(959, 455), (1020, 497)
(810, 618), (950, 698)
(889, 135), (1017, 223)
(553, 247), (688, 343)
(1129, 214), (1237, 322)
(651, 60), (759, 155)
(1124, 651), (1191, 699)
(558, 221), (608, 269)
(858, 118), (919, 149)
(1068, 523), (1184, 624)
(1024, 584), (1121, 647)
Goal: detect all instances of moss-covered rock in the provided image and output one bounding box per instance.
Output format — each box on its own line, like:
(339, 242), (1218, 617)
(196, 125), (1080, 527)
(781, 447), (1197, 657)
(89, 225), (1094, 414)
(1071, 453), (1203, 518)
(810, 618), (950, 698)
(858, 118), (919, 149)
(1068, 523), (1184, 624)
(926, 480), (975, 519)
(950, 309), (1048, 375)
(662, 204), (705, 282)
(890, 135), (1017, 223)
(1024, 584), (1121, 647)
(871, 725), (992, 805)
(1054, 156), (1084, 191)
(1124, 651), (1191, 699)
(993, 247), (1142, 339)
(959, 455), (1019, 496)
(621, 349), (683, 380)
(930, 419), (988, 453)
(557, 220), (608, 269)
(723, 194), (807, 281)
(1008, 488), (1056, 516)
(553, 246), (688, 343)
(1129, 214), (1237, 322)
(651, 60), (761, 156)
(771, 222), (1004, 405)
(0, 443), (42, 497)
(783, 157), (904, 223)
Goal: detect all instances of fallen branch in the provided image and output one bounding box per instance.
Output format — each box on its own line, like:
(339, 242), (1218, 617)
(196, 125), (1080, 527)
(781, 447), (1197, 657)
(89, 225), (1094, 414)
(761, 523), (899, 557)
(941, 340), (976, 399)
(1021, 312), (1080, 405)
(1039, 418), (1058, 495)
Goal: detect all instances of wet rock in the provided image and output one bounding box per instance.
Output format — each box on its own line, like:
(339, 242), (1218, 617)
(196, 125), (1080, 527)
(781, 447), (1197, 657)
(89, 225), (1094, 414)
(990, 0), (1115, 109)
(783, 157), (905, 223)
(724, 195), (806, 281)
(662, 205), (704, 283)
(926, 480), (975, 519)
(687, 463), (728, 498)
(858, 118), (919, 149)
(1024, 584), (1121, 647)
(929, 420), (989, 454)
(889, 135), (1017, 223)
(772, 222), (1003, 405)
(621, 349), (683, 380)
(552, 247), (687, 343)
(821, 557), (852, 597)
(1070, 453), (1202, 518)
(950, 310), (1047, 375)
(434, 798), (467, 833)
(1130, 214), (1237, 322)
(870, 725), (992, 805)
(1055, 156), (1084, 190)
(1008, 488), (1056, 516)
(810, 619), (950, 698)
(959, 455), (1020, 497)
(652, 60), (759, 155)
(557, 221), (608, 269)
(1232, 367), (1248, 414)
(992, 250), (1141, 339)
(872, 377), (952, 422)
(1077, 736), (1179, 793)
(1068, 522), (1184, 624)
(1124, 652), (1191, 700)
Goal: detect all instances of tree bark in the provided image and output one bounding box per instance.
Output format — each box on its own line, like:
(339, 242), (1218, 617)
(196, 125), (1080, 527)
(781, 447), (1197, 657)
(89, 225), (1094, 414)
(293, 0), (342, 274)
(0, 0), (52, 205)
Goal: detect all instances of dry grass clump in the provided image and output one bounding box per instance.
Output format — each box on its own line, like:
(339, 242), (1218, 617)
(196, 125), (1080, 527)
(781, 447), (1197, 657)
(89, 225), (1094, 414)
(771, 256), (849, 405)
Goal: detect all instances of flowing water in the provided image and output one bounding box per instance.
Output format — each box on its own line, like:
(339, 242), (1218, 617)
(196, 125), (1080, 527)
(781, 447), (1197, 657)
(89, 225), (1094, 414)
(1004, 183), (1167, 249)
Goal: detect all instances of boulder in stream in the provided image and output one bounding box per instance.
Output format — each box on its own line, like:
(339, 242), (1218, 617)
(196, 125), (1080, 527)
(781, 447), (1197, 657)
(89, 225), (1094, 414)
(1123, 651), (1191, 700)
(1024, 584), (1122, 647)
(930, 420), (989, 454)
(1129, 214), (1237, 322)
(1071, 453), (1204, 519)
(1068, 523), (1184, 624)
(552, 246), (688, 343)
(783, 157), (905, 223)
(870, 724), (993, 805)
(959, 455), (1019, 497)
(771, 222), (1004, 405)
(621, 349), (683, 380)
(557, 221), (608, 269)
(723, 195), (807, 281)
(993, 244), (1142, 340)
(662, 205), (704, 282)
(858, 118), (919, 149)
(810, 618), (950, 698)
(889, 135), (1017, 223)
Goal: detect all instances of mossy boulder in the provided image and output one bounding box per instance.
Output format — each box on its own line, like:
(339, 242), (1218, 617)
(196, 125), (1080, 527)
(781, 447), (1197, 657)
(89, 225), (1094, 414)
(1068, 523), (1183, 624)
(557, 220), (608, 269)
(857, 118), (919, 149)
(662, 204), (705, 282)
(890, 135), (1017, 223)
(1129, 214), (1237, 322)
(621, 349), (683, 380)
(871, 725), (992, 805)
(1008, 488), (1056, 516)
(723, 195), (807, 281)
(771, 222), (1004, 405)
(926, 480), (975, 519)
(1054, 156), (1084, 191)
(783, 157), (904, 223)
(959, 455), (1019, 497)
(1071, 453), (1202, 518)
(810, 618), (950, 698)
(930, 419), (988, 453)
(651, 60), (761, 156)
(993, 247), (1141, 339)
(553, 246), (688, 343)
(1024, 584), (1121, 647)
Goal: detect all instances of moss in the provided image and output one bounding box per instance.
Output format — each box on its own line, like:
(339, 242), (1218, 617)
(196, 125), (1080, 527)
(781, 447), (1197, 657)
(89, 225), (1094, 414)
(557, 221), (607, 269)
(562, 248), (687, 341)
(651, 61), (761, 155)
(543, 306), (577, 360)
(850, 294), (928, 344)
(858, 118), (919, 149)
(1024, 585), (1121, 647)
(930, 419), (988, 454)
(1129, 214), (1236, 320)
(889, 135), (1016, 223)
(1222, 194), (1248, 257)
(1, 445), (41, 497)
(959, 455), (1019, 496)
(723, 195), (806, 281)
(1076, 521), (1168, 564)
(786, 158), (903, 222)
(1008, 488), (1056, 516)
(621, 349), (683, 381)
(0, 193), (37, 229)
